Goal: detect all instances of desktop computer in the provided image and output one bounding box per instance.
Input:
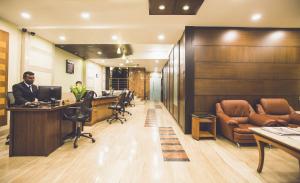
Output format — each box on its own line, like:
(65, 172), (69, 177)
(38, 86), (62, 102)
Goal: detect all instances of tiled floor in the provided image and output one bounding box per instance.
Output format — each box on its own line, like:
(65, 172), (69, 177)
(0, 100), (299, 183)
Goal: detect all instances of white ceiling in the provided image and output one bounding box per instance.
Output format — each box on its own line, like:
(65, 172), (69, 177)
(0, 0), (300, 71)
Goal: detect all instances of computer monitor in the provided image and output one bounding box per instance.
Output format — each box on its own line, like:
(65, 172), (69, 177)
(38, 86), (62, 102)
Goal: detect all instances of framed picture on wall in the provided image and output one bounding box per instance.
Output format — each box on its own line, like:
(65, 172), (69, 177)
(66, 60), (74, 74)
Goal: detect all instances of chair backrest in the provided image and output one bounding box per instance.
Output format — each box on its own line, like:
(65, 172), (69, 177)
(220, 100), (252, 117)
(125, 91), (131, 101)
(117, 92), (127, 107)
(80, 90), (94, 115)
(6, 92), (15, 107)
(260, 98), (291, 115)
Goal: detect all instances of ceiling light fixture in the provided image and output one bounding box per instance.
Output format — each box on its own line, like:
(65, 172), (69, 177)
(158, 5), (166, 10)
(20, 12), (31, 19)
(158, 34), (165, 41)
(251, 13), (262, 22)
(59, 36), (66, 41)
(112, 35), (118, 41)
(182, 5), (190, 11)
(81, 12), (91, 19)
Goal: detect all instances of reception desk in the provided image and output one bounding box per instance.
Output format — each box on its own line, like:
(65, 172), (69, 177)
(8, 102), (79, 156)
(86, 96), (118, 126)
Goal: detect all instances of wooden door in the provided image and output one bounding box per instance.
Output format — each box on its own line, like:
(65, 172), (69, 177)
(0, 30), (8, 126)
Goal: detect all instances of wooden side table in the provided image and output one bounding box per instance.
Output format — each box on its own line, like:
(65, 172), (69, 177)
(192, 114), (216, 140)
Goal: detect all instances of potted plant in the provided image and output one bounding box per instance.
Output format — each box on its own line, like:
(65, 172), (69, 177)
(70, 84), (86, 102)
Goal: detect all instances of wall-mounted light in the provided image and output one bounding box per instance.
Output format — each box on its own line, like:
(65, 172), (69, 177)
(223, 30), (238, 42)
(117, 47), (121, 54)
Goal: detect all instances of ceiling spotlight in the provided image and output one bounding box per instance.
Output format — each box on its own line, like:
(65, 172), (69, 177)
(251, 13), (262, 22)
(158, 34), (165, 41)
(81, 12), (90, 19)
(21, 12), (31, 19)
(59, 36), (66, 41)
(117, 47), (122, 54)
(158, 5), (166, 10)
(182, 5), (190, 11)
(112, 35), (118, 41)
(97, 51), (102, 55)
(155, 60), (159, 63)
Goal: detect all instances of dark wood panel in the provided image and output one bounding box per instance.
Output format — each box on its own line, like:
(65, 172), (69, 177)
(194, 46), (300, 63)
(169, 49), (174, 115)
(0, 30), (8, 126)
(194, 95), (300, 113)
(195, 62), (300, 79)
(55, 44), (133, 59)
(173, 43), (179, 121)
(194, 79), (300, 96)
(128, 68), (146, 99)
(191, 28), (300, 46)
(149, 0), (204, 15)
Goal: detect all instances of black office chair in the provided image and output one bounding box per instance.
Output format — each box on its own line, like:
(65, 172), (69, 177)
(107, 92), (127, 124)
(127, 91), (135, 107)
(5, 92), (15, 145)
(122, 91), (132, 116)
(63, 90), (96, 148)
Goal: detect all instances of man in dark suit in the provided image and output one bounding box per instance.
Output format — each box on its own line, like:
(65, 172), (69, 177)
(12, 71), (38, 105)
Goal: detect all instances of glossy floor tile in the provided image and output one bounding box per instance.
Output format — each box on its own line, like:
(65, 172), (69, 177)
(0, 100), (299, 183)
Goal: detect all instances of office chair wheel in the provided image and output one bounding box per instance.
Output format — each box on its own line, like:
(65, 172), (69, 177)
(74, 144), (78, 148)
(88, 134), (92, 137)
(92, 139), (96, 143)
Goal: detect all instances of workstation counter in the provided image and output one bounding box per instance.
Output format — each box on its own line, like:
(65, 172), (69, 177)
(86, 95), (118, 126)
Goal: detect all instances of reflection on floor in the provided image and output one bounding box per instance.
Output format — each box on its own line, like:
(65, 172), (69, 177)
(0, 100), (299, 183)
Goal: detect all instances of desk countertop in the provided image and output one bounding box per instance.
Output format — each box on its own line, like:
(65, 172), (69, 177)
(7, 102), (80, 112)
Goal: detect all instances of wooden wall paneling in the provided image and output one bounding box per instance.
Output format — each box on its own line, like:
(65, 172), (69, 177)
(184, 27), (195, 134)
(194, 46), (300, 63)
(145, 72), (150, 100)
(192, 28), (300, 47)
(166, 62), (170, 111)
(128, 68), (145, 99)
(179, 34), (186, 130)
(0, 30), (8, 126)
(191, 27), (300, 126)
(169, 49), (174, 116)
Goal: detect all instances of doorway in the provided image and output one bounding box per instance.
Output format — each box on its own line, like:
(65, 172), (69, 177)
(150, 73), (161, 102)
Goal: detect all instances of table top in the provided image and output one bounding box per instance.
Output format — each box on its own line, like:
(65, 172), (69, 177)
(192, 113), (216, 119)
(94, 95), (118, 100)
(250, 127), (300, 151)
(7, 101), (80, 112)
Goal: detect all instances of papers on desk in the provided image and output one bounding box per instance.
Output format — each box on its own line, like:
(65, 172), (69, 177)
(262, 127), (300, 136)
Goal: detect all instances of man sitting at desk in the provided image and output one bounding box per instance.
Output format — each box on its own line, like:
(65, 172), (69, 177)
(12, 71), (38, 105)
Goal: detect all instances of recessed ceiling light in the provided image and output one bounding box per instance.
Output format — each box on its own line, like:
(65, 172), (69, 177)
(81, 12), (90, 19)
(97, 51), (102, 55)
(112, 35), (118, 41)
(251, 13), (262, 22)
(59, 36), (66, 41)
(155, 60), (159, 63)
(158, 34), (165, 41)
(20, 12), (31, 19)
(182, 5), (190, 11)
(158, 5), (166, 10)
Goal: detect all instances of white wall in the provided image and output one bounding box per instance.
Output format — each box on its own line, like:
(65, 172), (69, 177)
(0, 18), (22, 90)
(53, 47), (84, 93)
(86, 61), (105, 95)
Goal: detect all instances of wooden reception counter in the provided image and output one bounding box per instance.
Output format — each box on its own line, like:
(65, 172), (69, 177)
(86, 96), (118, 126)
(7, 102), (79, 156)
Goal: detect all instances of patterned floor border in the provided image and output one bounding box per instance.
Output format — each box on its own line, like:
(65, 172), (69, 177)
(159, 127), (190, 161)
(144, 109), (157, 127)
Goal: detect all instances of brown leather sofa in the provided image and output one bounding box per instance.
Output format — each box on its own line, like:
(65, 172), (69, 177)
(216, 100), (279, 146)
(257, 98), (300, 128)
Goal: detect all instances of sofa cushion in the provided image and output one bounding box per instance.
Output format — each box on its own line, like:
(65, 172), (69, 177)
(261, 98), (291, 115)
(220, 100), (250, 117)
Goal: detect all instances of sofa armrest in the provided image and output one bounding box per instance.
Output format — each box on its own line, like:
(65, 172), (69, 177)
(217, 113), (238, 126)
(249, 114), (278, 127)
(289, 113), (300, 125)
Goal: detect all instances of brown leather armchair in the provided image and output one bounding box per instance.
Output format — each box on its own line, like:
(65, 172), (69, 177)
(216, 100), (278, 146)
(257, 98), (300, 128)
